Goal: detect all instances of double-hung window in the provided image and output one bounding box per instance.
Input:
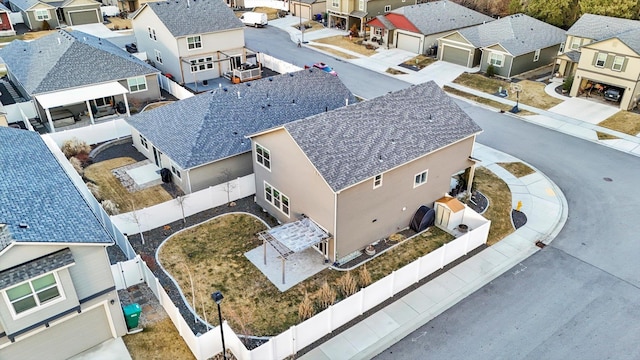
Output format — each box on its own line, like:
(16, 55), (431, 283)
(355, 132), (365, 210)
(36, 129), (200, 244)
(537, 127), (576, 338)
(358, 0), (364, 11)
(256, 144), (271, 170)
(373, 174), (383, 189)
(384, 4), (391, 12)
(414, 170), (428, 188)
(127, 76), (147, 93)
(489, 52), (503, 67)
(139, 135), (148, 149)
(595, 53), (607, 68)
(35, 9), (49, 21)
(148, 27), (156, 40)
(533, 49), (540, 62)
(154, 49), (163, 64)
(187, 35), (202, 50)
(264, 182), (289, 216)
(612, 56), (624, 71)
(6, 273), (62, 315)
(331, 0), (339, 7)
(570, 38), (580, 50)
(189, 57), (214, 72)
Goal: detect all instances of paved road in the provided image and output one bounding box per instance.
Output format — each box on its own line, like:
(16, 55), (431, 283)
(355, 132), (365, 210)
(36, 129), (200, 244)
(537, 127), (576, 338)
(375, 103), (640, 359)
(244, 27), (410, 99)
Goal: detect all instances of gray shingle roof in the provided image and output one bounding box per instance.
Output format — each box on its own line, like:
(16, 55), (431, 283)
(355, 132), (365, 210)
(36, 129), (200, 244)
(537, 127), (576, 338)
(615, 28), (640, 54)
(562, 50), (581, 62)
(283, 81), (482, 192)
(0, 248), (74, 290)
(0, 30), (158, 95)
(0, 127), (114, 244)
(393, 1), (493, 35)
(0, 3), (11, 11)
(143, 0), (243, 37)
(7, 0), (42, 11)
(126, 70), (355, 169)
(567, 14), (640, 41)
(457, 14), (565, 56)
(375, 15), (396, 30)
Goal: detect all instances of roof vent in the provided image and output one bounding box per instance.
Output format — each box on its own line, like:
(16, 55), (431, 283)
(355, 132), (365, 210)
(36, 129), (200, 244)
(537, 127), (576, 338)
(289, 73), (294, 77)
(246, 83), (251, 86)
(237, 91), (241, 99)
(19, 223), (29, 229)
(268, 77), (273, 81)
(223, 87), (228, 92)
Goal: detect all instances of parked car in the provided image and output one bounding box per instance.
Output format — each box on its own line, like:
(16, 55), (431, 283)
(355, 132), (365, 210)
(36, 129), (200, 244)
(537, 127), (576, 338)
(604, 87), (622, 102)
(304, 62), (338, 76)
(240, 12), (268, 27)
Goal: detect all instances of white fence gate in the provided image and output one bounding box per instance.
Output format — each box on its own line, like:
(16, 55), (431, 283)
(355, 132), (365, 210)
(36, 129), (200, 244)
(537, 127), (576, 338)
(111, 256), (145, 290)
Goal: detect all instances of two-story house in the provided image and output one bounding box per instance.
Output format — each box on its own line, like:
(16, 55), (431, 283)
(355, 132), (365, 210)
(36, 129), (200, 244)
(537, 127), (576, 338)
(132, 0), (247, 88)
(126, 69), (355, 194)
(555, 14), (640, 110)
(326, 0), (414, 34)
(7, 0), (101, 31)
(248, 81), (482, 263)
(0, 127), (127, 360)
(0, 30), (161, 133)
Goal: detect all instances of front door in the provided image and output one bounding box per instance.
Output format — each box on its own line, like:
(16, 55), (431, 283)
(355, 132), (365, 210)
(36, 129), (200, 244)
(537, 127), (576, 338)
(153, 147), (162, 167)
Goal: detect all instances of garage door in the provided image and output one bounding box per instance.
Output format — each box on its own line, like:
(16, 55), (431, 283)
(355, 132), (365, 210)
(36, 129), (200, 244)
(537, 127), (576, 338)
(0, 306), (113, 360)
(441, 45), (470, 67)
(69, 10), (99, 25)
(396, 33), (421, 53)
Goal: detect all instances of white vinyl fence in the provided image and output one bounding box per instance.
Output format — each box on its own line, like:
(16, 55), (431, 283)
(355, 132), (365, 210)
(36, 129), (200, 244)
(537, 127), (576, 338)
(46, 118), (132, 147)
(158, 74), (195, 100)
(244, 0), (288, 10)
(4, 102), (37, 124)
(258, 53), (302, 75)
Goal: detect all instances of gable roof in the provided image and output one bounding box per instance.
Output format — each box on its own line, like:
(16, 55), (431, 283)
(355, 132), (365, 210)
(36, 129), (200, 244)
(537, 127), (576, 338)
(281, 81), (482, 192)
(613, 28), (640, 54)
(0, 3), (11, 11)
(567, 14), (640, 41)
(0, 30), (158, 95)
(126, 70), (355, 169)
(8, 0), (44, 11)
(380, 13), (420, 33)
(139, 0), (243, 38)
(367, 15), (396, 30)
(458, 13), (565, 56)
(0, 127), (113, 245)
(392, 1), (493, 35)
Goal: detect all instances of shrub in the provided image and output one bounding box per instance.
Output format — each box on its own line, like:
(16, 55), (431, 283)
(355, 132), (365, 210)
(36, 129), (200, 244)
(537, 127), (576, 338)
(315, 281), (336, 310)
(388, 233), (405, 242)
(42, 21), (51, 31)
(101, 199), (120, 215)
(349, 24), (358, 38)
(298, 292), (315, 321)
(85, 182), (101, 200)
(358, 264), (372, 288)
(336, 272), (357, 298)
(486, 64), (496, 78)
(563, 75), (574, 92)
(69, 156), (84, 177)
(61, 138), (91, 159)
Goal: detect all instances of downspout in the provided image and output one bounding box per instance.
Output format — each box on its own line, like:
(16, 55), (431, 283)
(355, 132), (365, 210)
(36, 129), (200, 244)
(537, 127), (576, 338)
(507, 54), (514, 79)
(186, 169), (192, 194)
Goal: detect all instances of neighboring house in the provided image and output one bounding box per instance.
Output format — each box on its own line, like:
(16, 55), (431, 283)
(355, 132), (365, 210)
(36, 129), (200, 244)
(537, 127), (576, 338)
(126, 69), (355, 194)
(132, 0), (247, 86)
(0, 4), (16, 36)
(0, 127), (127, 360)
(555, 14), (640, 110)
(7, 0), (102, 31)
(0, 29), (160, 133)
(248, 81), (482, 263)
(326, 0), (412, 34)
(366, 1), (493, 54)
(438, 13), (565, 77)
(290, 0), (326, 21)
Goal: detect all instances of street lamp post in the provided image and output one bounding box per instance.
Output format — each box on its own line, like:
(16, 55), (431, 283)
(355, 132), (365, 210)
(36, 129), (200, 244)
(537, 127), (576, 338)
(212, 291), (227, 360)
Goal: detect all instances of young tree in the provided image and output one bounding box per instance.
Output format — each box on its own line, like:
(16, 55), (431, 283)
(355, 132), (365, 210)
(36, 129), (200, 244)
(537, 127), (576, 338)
(218, 168), (237, 205)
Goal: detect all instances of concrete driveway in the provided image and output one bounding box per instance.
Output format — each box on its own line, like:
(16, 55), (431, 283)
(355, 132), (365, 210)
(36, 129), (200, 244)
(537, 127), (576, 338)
(548, 97), (619, 124)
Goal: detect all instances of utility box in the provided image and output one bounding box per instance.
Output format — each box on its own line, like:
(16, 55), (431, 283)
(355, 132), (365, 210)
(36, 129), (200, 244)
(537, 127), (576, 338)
(123, 303), (142, 329)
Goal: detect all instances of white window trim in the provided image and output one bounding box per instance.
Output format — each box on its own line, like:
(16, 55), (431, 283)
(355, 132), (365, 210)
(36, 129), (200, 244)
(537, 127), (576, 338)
(413, 169), (428, 188)
(189, 56), (214, 73)
(154, 49), (162, 64)
(595, 53), (607, 68)
(171, 165), (181, 178)
(148, 27), (156, 41)
(488, 52), (504, 67)
(384, 4), (391, 12)
(570, 38), (580, 50)
(358, 0), (364, 11)
(558, 42), (565, 53)
(127, 76), (147, 93)
(533, 49), (540, 62)
(3, 272), (66, 320)
(255, 143), (271, 171)
(139, 134), (148, 149)
(187, 35), (202, 50)
(35, 9), (50, 21)
(264, 182), (290, 217)
(373, 174), (383, 189)
(612, 56), (624, 71)
(331, 0), (339, 7)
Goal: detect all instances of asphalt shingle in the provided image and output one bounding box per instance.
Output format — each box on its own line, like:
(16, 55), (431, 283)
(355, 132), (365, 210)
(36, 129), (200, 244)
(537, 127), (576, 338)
(0, 248), (74, 290)
(393, 1), (493, 35)
(144, 0), (243, 38)
(7, 0), (41, 11)
(126, 69), (355, 169)
(566, 13), (640, 41)
(0, 127), (114, 244)
(284, 81), (483, 192)
(0, 30), (158, 95)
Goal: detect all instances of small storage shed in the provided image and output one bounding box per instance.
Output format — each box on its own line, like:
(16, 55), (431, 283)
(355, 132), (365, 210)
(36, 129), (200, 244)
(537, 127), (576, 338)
(434, 196), (465, 230)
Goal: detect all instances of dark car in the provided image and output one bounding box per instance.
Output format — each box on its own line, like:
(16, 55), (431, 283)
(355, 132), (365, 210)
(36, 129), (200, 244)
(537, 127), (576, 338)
(604, 87), (622, 102)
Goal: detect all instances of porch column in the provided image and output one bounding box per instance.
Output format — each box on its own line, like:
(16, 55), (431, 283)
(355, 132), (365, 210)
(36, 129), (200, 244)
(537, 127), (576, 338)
(44, 108), (55, 134)
(263, 240), (267, 265)
(85, 100), (95, 125)
(466, 163), (476, 194)
(122, 93), (131, 116)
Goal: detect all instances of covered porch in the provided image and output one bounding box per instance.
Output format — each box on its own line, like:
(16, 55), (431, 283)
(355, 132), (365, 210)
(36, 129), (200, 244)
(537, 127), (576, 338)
(553, 50), (580, 79)
(35, 82), (131, 133)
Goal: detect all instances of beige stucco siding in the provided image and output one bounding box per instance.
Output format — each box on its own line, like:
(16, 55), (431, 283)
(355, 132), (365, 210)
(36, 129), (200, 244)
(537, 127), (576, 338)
(334, 136), (476, 260)
(252, 129), (335, 234)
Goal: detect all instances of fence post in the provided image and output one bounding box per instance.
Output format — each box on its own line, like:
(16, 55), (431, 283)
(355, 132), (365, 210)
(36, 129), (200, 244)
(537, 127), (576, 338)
(416, 255), (421, 283)
(359, 288), (365, 315)
(291, 324), (297, 355)
(327, 305), (333, 332)
(270, 337), (277, 360)
(390, 271), (395, 296)
(464, 232), (470, 255)
(440, 243), (447, 269)
(156, 277), (163, 306)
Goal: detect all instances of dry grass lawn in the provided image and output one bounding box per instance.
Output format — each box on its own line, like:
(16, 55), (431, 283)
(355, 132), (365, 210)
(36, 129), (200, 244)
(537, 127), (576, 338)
(596, 131), (620, 140)
(123, 317), (195, 360)
(313, 35), (377, 56)
(84, 158), (173, 213)
(308, 45), (358, 59)
(386, 68), (407, 75)
(453, 73), (563, 110)
(252, 7), (281, 20)
(597, 111), (640, 136)
(402, 55), (436, 70)
(142, 101), (174, 112)
(444, 86), (536, 116)
(471, 167), (514, 246)
(104, 17), (132, 30)
(291, 20), (325, 32)
(497, 162), (535, 178)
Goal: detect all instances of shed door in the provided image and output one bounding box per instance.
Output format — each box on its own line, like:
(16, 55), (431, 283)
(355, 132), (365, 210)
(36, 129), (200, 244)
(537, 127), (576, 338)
(69, 10), (99, 25)
(396, 33), (421, 53)
(442, 45), (470, 67)
(435, 204), (451, 227)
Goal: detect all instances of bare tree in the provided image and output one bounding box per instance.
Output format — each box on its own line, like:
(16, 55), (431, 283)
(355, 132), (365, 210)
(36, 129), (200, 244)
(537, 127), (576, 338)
(218, 168), (237, 205)
(129, 200), (145, 245)
(176, 195), (187, 225)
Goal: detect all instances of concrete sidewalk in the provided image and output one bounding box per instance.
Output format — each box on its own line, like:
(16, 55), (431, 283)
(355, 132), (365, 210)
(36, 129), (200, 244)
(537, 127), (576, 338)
(300, 144), (568, 360)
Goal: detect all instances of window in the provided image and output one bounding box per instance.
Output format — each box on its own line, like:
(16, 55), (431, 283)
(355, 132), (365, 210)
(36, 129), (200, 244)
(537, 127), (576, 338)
(331, 0), (339, 7)
(533, 49), (540, 62)
(264, 182), (290, 216)
(595, 53), (607, 68)
(187, 35), (202, 50)
(558, 42), (565, 53)
(384, 4), (391, 12)
(189, 57), (214, 73)
(171, 165), (181, 178)
(155, 49), (163, 64)
(255, 143), (271, 170)
(570, 38), (580, 50)
(127, 76), (147, 93)
(358, 0), (364, 10)
(93, 96), (113, 107)
(139, 134), (148, 149)
(612, 56), (624, 71)
(414, 170), (428, 187)
(148, 27), (156, 41)
(374, 27), (382, 36)
(373, 174), (382, 189)
(489, 52), (503, 67)
(6, 273), (62, 315)
(35, 9), (49, 21)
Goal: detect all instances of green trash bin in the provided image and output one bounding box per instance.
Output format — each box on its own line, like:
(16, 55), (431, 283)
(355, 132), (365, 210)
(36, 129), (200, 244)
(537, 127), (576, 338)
(123, 303), (142, 329)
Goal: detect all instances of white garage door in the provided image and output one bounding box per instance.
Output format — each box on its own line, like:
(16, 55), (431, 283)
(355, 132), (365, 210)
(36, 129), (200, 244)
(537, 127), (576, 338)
(396, 33), (421, 53)
(69, 10), (100, 25)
